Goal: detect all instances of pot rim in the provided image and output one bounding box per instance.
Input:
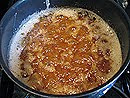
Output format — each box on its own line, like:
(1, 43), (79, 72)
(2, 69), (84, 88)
(0, 0), (130, 97)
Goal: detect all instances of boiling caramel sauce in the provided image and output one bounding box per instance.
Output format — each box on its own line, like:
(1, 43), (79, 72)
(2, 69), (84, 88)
(9, 8), (122, 95)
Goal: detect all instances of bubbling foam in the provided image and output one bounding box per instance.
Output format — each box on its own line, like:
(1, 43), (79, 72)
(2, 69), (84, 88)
(9, 8), (122, 95)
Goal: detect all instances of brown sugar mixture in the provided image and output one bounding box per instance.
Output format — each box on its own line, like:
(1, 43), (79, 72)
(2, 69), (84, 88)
(9, 8), (122, 95)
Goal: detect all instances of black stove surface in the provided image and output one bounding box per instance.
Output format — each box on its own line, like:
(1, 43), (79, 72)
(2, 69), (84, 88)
(0, 0), (130, 98)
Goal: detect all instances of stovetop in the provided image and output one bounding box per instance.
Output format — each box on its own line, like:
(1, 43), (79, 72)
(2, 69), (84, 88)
(0, 0), (130, 98)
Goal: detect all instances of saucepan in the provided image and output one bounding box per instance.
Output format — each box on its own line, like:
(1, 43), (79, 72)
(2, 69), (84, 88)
(0, 0), (130, 97)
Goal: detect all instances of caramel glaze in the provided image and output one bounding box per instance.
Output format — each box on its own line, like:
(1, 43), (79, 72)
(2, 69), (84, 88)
(19, 10), (112, 95)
